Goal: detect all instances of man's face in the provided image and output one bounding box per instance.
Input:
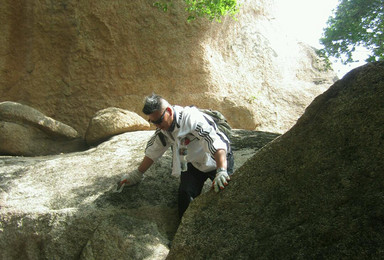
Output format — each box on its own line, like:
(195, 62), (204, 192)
(148, 107), (172, 131)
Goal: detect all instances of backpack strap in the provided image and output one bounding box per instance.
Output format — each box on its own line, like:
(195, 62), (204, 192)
(158, 132), (167, 147)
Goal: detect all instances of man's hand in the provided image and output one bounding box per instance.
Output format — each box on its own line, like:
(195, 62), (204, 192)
(116, 169), (143, 192)
(212, 168), (230, 193)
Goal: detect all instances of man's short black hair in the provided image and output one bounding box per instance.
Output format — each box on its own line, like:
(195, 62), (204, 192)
(142, 93), (165, 115)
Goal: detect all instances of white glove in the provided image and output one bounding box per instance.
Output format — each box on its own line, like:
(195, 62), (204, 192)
(116, 169), (143, 192)
(213, 168), (230, 193)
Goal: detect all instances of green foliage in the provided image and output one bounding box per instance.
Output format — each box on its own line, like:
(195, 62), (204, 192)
(153, 0), (239, 22)
(184, 0), (239, 22)
(153, 1), (172, 12)
(315, 49), (333, 71)
(320, 0), (384, 64)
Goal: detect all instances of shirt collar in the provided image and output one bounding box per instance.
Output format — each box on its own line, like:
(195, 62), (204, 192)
(167, 106), (178, 132)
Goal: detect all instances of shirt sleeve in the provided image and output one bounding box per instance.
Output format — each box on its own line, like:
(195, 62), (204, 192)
(145, 129), (171, 162)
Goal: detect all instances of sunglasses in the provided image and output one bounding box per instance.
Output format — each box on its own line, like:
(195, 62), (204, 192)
(149, 109), (167, 125)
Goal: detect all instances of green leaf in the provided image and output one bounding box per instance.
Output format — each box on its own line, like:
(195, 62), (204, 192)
(154, 0), (239, 22)
(320, 0), (384, 64)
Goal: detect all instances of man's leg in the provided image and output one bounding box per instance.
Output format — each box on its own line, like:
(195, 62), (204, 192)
(178, 163), (212, 218)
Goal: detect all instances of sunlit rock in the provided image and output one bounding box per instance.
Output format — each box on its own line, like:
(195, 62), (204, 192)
(0, 128), (279, 259)
(85, 107), (150, 146)
(0, 101), (85, 156)
(0, 0), (336, 135)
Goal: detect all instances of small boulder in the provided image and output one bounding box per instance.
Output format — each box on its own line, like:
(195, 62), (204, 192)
(85, 107), (150, 146)
(0, 101), (85, 156)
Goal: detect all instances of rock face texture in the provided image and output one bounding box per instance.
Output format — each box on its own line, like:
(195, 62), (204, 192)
(0, 101), (86, 156)
(0, 0), (336, 135)
(85, 107), (150, 146)
(168, 63), (384, 259)
(0, 129), (279, 259)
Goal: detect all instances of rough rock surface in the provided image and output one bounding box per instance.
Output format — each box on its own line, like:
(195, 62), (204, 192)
(0, 129), (279, 259)
(168, 62), (384, 259)
(0, 101), (86, 156)
(0, 0), (336, 135)
(85, 107), (150, 146)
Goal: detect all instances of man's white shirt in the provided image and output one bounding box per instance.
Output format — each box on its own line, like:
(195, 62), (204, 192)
(145, 105), (230, 176)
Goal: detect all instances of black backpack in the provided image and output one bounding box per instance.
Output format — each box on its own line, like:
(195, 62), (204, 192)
(198, 108), (232, 140)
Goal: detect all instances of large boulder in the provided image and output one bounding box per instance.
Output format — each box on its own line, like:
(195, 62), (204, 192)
(0, 101), (86, 156)
(168, 63), (384, 259)
(0, 0), (336, 135)
(85, 107), (150, 146)
(0, 129), (279, 259)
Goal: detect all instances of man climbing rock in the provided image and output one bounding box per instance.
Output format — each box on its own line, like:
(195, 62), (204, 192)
(117, 93), (234, 218)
